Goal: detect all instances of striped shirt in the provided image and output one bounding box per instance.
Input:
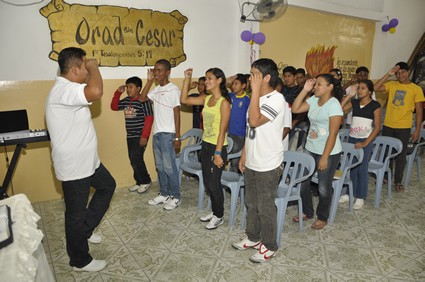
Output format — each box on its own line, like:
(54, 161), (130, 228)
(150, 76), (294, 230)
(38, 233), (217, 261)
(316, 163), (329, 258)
(117, 97), (154, 138)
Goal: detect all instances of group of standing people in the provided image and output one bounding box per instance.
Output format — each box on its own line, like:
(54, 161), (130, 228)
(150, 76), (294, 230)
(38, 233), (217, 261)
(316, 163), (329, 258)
(45, 46), (424, 271)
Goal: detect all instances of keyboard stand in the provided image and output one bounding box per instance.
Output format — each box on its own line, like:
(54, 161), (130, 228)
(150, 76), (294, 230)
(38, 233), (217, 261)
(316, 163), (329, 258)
(0, 144), (26, 200)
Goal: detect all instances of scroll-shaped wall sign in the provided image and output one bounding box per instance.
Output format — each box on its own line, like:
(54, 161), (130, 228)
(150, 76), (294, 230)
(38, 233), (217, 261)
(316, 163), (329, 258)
(40, 0), (188, 67)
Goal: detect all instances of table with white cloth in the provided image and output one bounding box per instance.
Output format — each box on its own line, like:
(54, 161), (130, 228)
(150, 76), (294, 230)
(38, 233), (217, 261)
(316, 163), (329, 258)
(0, 194), (55, 282)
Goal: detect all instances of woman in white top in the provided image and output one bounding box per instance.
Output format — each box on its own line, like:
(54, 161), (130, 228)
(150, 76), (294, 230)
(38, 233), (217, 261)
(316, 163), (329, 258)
(339, 79), (381, 209)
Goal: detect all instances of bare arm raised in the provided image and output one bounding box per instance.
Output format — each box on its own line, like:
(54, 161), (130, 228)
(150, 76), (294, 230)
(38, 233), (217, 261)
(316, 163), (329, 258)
(180, 68), (206, 106)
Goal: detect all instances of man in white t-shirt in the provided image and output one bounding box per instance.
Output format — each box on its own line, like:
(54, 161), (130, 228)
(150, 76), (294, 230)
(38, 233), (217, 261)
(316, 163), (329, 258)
(140, 59), (182, 211)
(232, 58), (289, 263)
(45, 47), (116, 272)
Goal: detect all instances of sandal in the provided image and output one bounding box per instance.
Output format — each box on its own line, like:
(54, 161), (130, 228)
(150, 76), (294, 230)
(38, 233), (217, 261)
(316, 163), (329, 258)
(292, 214), (313, 223)
(311, 220), (327, 230)
(395, 183), (404, 192)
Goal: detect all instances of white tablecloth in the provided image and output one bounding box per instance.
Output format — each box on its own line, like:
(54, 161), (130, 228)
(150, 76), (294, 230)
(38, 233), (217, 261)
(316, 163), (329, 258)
(0, 194), (55, 282)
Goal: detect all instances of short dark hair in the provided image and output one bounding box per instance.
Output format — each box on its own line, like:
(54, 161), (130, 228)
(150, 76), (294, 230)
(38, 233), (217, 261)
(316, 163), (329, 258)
(155, 59), (171, 70)
(395, 62), (409, 71)
(58, 47), (86, 75)
(125, 76), (142, 88)
(251, 58), (279, 88)
(282, 66), (297, 76)
(235, 73), (247, 84)
(295, 68), (306, 76)
(355, 66), (369, 74)
(198, 76), (206, 82)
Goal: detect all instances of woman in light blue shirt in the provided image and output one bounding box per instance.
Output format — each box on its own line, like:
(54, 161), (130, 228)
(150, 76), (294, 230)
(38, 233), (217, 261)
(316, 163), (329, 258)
(291, 74), (343, 229)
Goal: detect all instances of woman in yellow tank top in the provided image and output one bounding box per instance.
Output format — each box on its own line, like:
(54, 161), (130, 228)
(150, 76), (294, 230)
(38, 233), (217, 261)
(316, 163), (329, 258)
(181, 67), (231, 230)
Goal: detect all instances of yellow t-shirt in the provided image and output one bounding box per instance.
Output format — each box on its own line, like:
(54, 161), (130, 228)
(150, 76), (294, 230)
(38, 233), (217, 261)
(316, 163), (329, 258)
(383, 81), (425, 128)
(202, 95), (228, 145)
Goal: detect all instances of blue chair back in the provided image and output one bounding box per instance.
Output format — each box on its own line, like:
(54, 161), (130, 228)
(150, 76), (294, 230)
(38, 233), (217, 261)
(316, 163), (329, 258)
(274, 151), (315, 247)
(339, 128), (350, 143)
(370, 136), (403, 167)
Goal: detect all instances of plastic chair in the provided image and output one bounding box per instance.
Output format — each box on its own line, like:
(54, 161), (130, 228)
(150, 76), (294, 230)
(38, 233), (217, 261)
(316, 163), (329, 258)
(239, 151), (316, 245)
(311, 142), (363, 224)
(404, 121), (425, 189)
(275, 151), (316, 246)
(220, 145), (243, 228)
(180, 136), (233, 211)
(179, 144), (203, 210)
(368, 136), (403, 208)
(176, 128), (203, 186)
(339, 128), (350, 143)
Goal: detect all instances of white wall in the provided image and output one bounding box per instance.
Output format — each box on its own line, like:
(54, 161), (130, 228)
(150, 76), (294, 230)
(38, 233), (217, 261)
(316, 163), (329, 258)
(0, 0), (253, 80)
(370, 0), (425, 78)
(1, 0), (424, 81)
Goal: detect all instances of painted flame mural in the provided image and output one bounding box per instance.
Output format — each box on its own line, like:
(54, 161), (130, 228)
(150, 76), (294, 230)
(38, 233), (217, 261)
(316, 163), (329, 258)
(305, 45), (337, 78)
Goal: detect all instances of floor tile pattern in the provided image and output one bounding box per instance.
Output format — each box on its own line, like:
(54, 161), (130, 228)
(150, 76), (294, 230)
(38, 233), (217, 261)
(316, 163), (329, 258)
(33, 157), (425, 281)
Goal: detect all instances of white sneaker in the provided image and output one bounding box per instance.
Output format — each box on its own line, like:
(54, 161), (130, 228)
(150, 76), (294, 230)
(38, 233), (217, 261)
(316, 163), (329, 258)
(137, 182), (152, 194)
(353, 198), (364, 210)
(200, 212), (214, 222)
(163, 197), (180, 210)
(88, 233), (102, 244)
(73, 259), (106, 272)
(205, 215), (224, 230)
(232, 236), (261, 250)
(249, 243), (276, 263)
(128, 184), (139, 192)
(339, 194), (349, 203)
(148, 194), (169, 206)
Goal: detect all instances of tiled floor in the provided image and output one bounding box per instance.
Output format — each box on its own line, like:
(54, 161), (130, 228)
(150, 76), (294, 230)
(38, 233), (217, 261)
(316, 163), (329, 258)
(33, 159), (425, 281)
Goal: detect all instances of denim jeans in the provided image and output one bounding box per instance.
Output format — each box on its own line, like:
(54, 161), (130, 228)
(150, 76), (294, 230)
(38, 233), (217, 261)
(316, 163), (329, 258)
(348, 137), (372, 199)
(127, 137), (151, 185)
(153, 132), (180, 198)
(62, 163), (116, 268)
(244, 165), (283, 251)
(300, 151), (341, 222)
(382, 126), (411, 184)
(201, 141), (228, 218)
(227, 134), (245, 172)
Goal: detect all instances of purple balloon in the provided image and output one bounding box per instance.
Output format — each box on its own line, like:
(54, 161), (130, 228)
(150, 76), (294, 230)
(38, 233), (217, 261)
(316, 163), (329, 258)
(389, 18), (399, 28)
(253, 32), (266, 45)
(381, 24), (390, 32)
(241, 30), (253, 42)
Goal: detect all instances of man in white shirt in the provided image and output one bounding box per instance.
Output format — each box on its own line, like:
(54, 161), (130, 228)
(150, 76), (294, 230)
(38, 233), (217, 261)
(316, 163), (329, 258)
(45, 47), (116, 272)
(232, 58), (289, 263)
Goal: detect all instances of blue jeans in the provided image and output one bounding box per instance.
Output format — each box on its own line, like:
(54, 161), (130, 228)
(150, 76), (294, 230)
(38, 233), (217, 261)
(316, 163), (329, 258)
(153, 132), (180, 198)
(300, 150), (341, 222)
(348, 137), (372, 199)
(62, 163), (116, 268)
(127, 137), (151, 185)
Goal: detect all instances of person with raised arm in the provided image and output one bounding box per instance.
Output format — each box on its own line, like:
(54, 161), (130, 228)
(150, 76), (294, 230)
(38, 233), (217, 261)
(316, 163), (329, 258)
(181, 67), (231, 229)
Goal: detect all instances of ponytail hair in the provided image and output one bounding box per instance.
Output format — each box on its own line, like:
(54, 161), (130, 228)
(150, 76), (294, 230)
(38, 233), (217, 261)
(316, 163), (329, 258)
(206, 67), (231, 104)
(317, 73), (343, 102)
